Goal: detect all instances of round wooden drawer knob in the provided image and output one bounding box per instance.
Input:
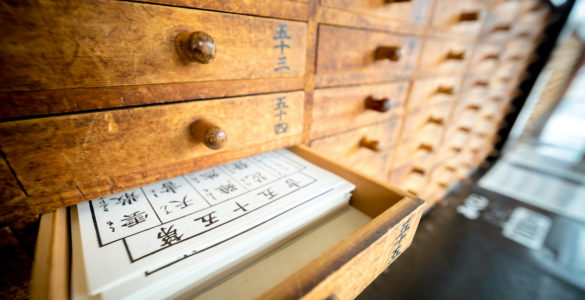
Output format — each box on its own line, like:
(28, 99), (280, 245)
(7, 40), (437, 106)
(436, 86), (455, 95)
(175, 31), (216, 64)
(359, 137), (383, 152)
(418, 143), (434, 152)
(365, 96), (392, 112)
(375, 46), (403, 61)
(458, 11), (480, 22)
(191, 119), (226, 150)
(427, 116), (444, 125)
(446, 51), (465, 60)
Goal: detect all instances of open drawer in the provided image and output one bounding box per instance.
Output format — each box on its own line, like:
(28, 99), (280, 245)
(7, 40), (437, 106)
(30, 145), (425, 300)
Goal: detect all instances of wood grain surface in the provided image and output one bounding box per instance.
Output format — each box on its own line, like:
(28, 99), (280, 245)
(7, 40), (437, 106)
(0, 0), (306, 92)
(0, 92), (304, 203)
(320, 0), (433, 25)
(315, 25), (421, 87)
(311, 81), (409, 139)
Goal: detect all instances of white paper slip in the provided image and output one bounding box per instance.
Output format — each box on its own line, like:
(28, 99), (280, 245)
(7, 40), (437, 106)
(74, 149), (355, 296)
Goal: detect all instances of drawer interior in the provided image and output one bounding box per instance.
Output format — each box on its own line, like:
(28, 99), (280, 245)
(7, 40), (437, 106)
(31, 145), (424, 299)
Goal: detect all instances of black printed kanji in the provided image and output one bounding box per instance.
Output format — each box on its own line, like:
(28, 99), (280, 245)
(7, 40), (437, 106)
(194, 211), (219, 227)
(273, 24), (291, 70)
(160, 205), (172, 215)
(274, 96), (289, 110)
(242, 171), (268, 186)
(157, 225), (183, 247)
(202, 188), (216, 201)
(232, 161), (249, 170)
(285, 178), (301, 188)
(121, 211), (148, 228)
(200, 169), (220, 180)
(106, 221), (115, 232)
(233, 202), (249, 213)
(216, 183), (238, 194)
(98, 198), (109, 212)
(160, 181), (181, 194)
(111, 192), (140, 206)
(170, 195), (193, 209)
(257, 188), (278, 200)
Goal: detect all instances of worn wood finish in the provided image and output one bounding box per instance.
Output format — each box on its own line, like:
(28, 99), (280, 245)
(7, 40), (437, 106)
(388, 162), (428, 196)
(315, 25), (421, 87)
(320, 0), (433, 25)
(311, 82), (409, 139)
(0, 0), (306, 92)
(0, 92), (304, 200)
(417, 37), (473, 75)
(479, 0), (521, 43)
(429, 0), (485, 38)
(0, 77), (304, 120)
(401, 102), (452, 139)
(310, 120), (401, 181)
(130, 0), (309, 21)
(408, 76), (462, 110)
(393, 134), (441, 170)
(30, 208), (69, 300)
(468, 42), (504, 75)
(316, 6), (427, 36)
(0, 158), (29, 224)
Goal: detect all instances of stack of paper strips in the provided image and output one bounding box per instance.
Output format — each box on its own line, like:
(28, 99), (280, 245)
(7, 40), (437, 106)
(71, 149), (355, 299)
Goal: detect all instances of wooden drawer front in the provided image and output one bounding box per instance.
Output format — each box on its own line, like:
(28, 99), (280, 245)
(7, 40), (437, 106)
(479, 1), (521, 43)
(402, 102), (451, 138)
(309, 120), (401, 180)
(503, 40), (537, 62)
(430, 0), (485, 37)
(311, 81), (409, 139)
(393, 137), (439, 170)
(451, 106), (479, 130)
(468, 42), (503, 75)
(320, 0), (434, 25)
(0, 92), (304, 201)
(316, 25), (422, 87)
(0, 1), (306, 92)
(408, 76), (461, 110)
(418, 38), (473, 75)
(33, 146), (426, 300)
(443, 125), (470, 151)
(515, 5), (549, 38)
(389, 163), (428, 196)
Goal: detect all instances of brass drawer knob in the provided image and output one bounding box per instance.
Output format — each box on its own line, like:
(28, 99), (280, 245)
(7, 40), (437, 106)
(446, 51), (465, 60)
(436, 86), (455, 95)
(191, 119), (226, 150)
(458, 11), (480, 22)
(359, 137), (383, 152)
(375, 46), (403, 61)
(175, 31), (216, 64)
(365, 96), (392, 112)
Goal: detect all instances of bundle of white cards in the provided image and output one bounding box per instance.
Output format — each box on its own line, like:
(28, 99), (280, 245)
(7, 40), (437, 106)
(71, 149), (355, 299)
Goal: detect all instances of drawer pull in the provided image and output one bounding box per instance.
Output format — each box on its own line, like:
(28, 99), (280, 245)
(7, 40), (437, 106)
(411, 167), (426, 175)
(458, 11), (480, 22)
(474, 80), (489, 87)
(175, 31), (216, 64)
(418, 143), (434, 152)
(483, 53), (500, 60)
(446, 51), (465, 61)
(365, 96), (392, 112)
(191, 119), (227, 150)
(359, 137), (382, 152)
(436, 86), (455, 95)
(492, 24), (512, 32)
(509, 55), (523, 61)
(427, 116), (443, 125)
(375, 46), (403, 61)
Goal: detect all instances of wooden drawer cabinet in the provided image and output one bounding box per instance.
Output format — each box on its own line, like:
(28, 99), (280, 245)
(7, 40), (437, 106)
(389, 163), (428, 196)
(401, 102), (451, 139)
(320, 0), (434, 25)
(0, 1), (307, 93)
(430, 0), (485, 37)
(0, 92), (304, 212)
(468, 43), (503, 75)
(417, 37), (473, 75)
(393, 136), (439, 171)
(316, 25), (422, 87)
(33, 146), (425, 300)
(408, 76), (462, 109)
(311, 81), (409, 139)
(310, 120), (401, 180)
(479, 0), (521, 43)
